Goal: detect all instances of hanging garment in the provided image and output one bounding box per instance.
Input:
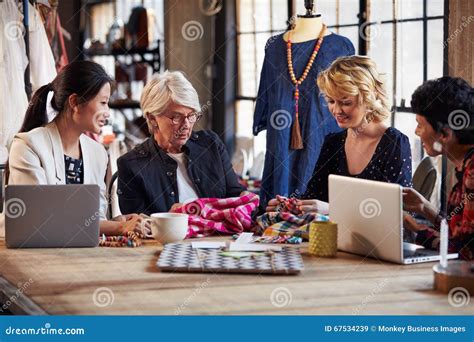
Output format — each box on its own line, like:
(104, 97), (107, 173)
(126, 6), (149, 49)
(170, 193), (259, 238)
(0, 0), (29, 163)
(36, 2), (69, 71)
(28, 2), (56, 92)
(253, 33), (355, 207)
(54, 15), (69, 71)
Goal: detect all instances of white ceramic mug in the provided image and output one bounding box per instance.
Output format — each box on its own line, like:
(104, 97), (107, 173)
(150, 213), (188, 244)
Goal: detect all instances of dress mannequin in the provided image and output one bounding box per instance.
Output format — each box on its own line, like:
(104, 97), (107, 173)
(283, 0), (328, 42)
(252, 0), (355, 207)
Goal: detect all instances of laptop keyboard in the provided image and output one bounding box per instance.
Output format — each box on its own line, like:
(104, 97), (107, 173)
(404, 249), (437, 258)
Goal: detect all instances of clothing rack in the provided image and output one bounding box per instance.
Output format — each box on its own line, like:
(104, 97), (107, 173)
(0, 0), (34, 211)
(23, 0), (34, 100)
(0, 0), (37, 99)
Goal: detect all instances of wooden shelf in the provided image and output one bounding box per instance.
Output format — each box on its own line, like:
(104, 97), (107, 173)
(109, 100), (140, 110)
(83, 45), (160, 57)
(84, 42), (162, 109)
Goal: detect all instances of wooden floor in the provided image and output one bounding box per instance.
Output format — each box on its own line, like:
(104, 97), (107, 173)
(0, 235), (472, 315)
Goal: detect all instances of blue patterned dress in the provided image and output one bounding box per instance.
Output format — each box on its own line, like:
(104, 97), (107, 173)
(253, 32), (355, 207)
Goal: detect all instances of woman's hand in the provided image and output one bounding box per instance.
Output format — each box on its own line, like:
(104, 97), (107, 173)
(265, 195), (294, 213)
(265, 197), (329, 215)
(265, 198), (279, 212)
(403, 212), (426, 233)
(296, 199), (329, 215)
(113, 214), (151, 236)
(402, 187), (428, 214)
(113, 213), (137, 222)
(169, 203), (183, 212)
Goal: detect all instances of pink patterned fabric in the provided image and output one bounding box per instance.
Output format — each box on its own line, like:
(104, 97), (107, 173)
(170, 193), (259, 238)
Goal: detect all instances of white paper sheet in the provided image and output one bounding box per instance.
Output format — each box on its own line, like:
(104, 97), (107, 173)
(191, 241), (227, 249)
(228, 242), (282, 252)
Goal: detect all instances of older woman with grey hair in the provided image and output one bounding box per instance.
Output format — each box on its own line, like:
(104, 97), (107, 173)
(117, 70), (245, 215)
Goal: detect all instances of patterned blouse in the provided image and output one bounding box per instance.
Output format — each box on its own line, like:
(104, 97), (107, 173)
(302, 127), (413, 202)
(416, 148), (474, 260)
(64, 155), (84, 184)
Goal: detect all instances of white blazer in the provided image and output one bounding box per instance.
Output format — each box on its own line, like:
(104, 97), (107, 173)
(8, 122), (109, 219)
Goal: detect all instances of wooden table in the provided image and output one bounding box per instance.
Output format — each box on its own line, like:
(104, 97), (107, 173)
(0, 236), (472, 315)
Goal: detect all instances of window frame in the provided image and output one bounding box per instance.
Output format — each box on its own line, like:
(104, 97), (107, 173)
(234, 0), (447, 208)
(235, 0), (444, 107)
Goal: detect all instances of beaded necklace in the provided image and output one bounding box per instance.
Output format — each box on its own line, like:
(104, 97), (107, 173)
(286, 24), (326, 149)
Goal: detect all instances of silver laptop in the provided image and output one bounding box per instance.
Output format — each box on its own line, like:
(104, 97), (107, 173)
(5, 185), (100, 248)
(328, 175), (458, 264)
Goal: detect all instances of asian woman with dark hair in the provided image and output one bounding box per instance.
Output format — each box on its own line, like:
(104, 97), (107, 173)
(8, 60), (148, 236)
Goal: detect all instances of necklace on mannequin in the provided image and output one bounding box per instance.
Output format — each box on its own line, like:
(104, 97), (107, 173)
(286, 24), (326, 150)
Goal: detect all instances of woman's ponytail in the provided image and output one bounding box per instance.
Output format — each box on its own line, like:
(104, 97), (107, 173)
(19, 83), (52, 133)
(6, 61), (113, 184)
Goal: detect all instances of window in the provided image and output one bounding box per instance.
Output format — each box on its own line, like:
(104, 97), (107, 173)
(368, 0), (444, 171)
(235, 0), (444, 179)
(86, 1), (164, 136)
(235, 0), (290, 166)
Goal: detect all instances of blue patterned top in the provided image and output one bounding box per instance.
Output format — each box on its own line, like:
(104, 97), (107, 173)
(253, 32), (355, 206)
(64, 155), (84, 184)
(302, 127), (413, 202)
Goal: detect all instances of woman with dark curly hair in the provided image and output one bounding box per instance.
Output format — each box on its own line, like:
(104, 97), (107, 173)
(403, 76), (474, 260)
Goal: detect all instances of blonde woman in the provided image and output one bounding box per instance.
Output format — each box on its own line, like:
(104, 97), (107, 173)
(266, 55), (412, 213)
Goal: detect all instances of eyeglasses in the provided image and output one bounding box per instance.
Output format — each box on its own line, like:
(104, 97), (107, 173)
(164, 112), (202, 125)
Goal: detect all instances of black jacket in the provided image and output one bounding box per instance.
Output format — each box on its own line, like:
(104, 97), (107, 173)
(117, 130), (245, 215)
